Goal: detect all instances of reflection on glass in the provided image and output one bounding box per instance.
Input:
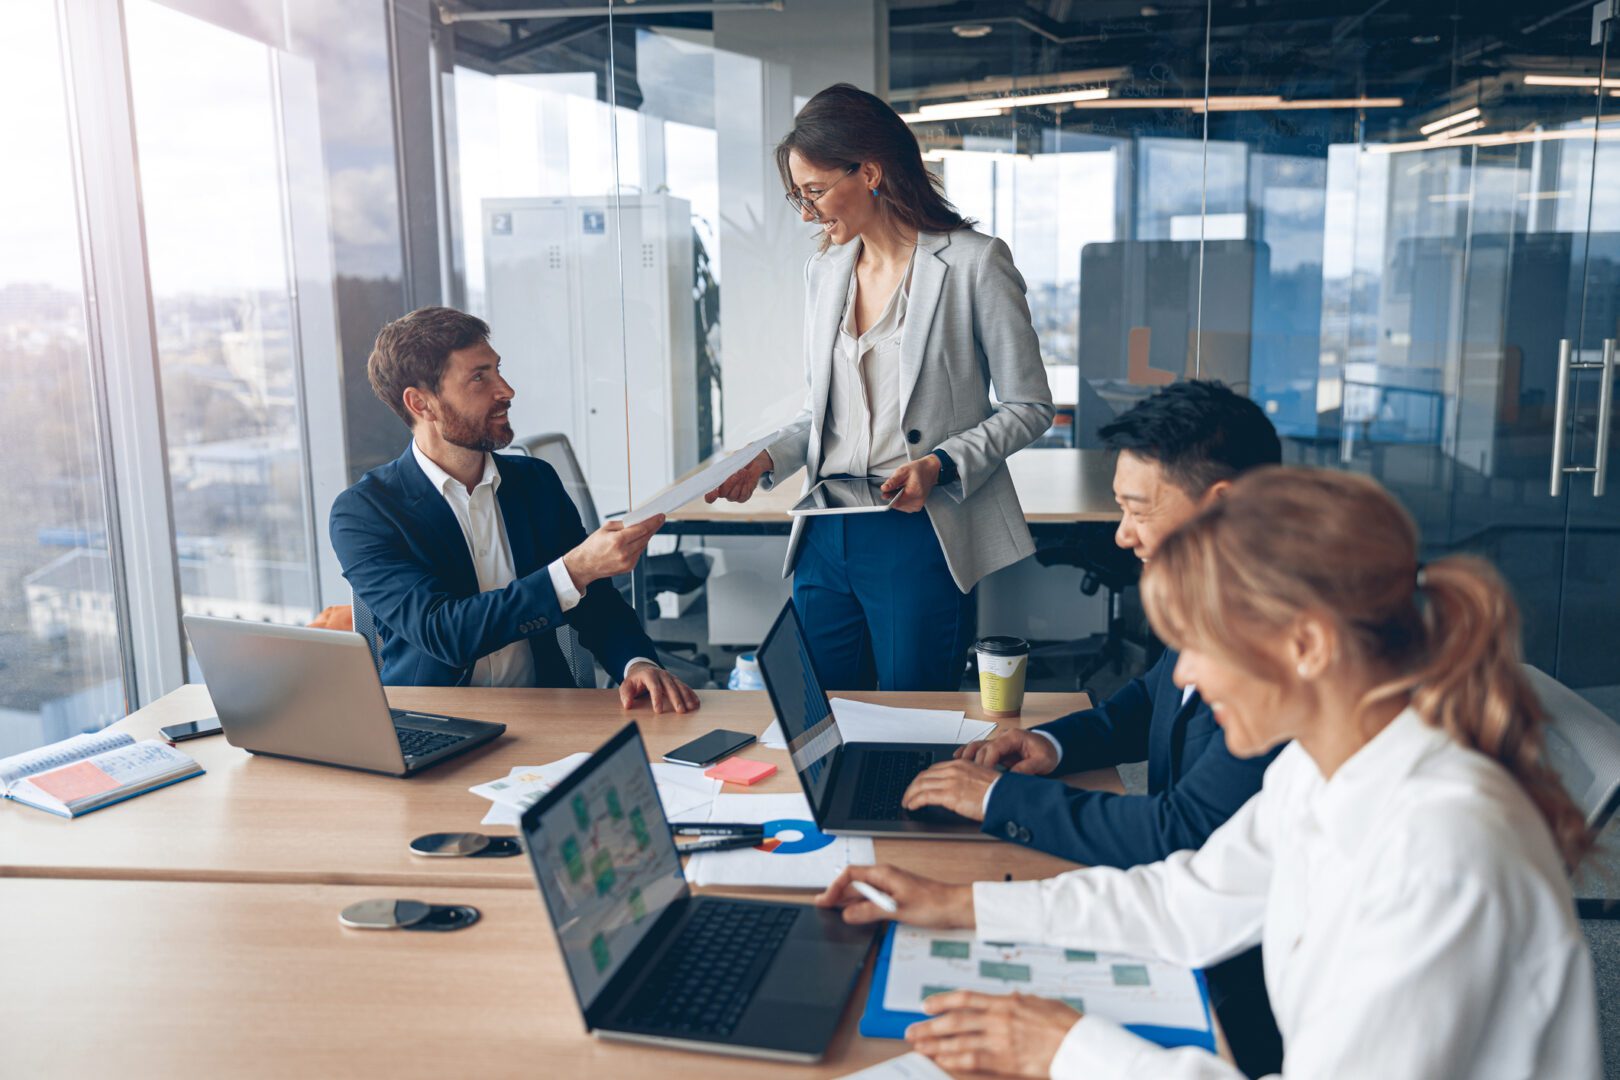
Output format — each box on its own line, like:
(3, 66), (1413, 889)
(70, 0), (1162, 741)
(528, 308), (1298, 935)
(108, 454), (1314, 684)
(0, 0), (125, 753)
(126, 1), (317, 658)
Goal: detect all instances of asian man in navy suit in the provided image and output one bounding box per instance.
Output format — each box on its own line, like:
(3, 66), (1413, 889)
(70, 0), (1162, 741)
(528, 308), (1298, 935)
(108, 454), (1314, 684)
(902, 379), (1284, 1075)
(330, 307), (699, 713)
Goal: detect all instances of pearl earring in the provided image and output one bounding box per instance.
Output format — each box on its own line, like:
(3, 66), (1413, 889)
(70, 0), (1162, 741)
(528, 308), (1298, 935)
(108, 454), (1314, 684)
(1296, 662), (1309, 678)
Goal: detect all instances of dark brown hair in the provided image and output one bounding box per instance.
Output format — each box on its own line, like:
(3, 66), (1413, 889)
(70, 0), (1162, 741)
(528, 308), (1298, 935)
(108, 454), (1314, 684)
(367, 306), (490, 427)
(776, 83), (972, 253)
(1142, 466), (1592, 870)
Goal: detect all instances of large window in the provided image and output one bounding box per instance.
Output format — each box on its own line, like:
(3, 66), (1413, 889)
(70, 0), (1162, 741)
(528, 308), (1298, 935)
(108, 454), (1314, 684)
(0, 0), (126, 754)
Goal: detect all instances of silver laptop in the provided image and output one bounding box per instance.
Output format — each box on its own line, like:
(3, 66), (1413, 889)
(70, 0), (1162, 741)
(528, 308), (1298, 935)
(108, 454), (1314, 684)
(182, 615), (505, 776)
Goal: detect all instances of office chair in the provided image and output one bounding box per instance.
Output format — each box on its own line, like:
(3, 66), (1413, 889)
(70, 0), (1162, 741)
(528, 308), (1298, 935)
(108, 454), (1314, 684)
(1027, 524), (1142, 691)
(505, 432), (713, 687)
(1523, 664), (1620, 918)
(350, 592), (597, 690)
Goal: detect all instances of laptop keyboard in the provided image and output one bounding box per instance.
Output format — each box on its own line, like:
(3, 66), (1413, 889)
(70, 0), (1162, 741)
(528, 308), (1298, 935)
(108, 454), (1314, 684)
(393, 725), (467, 761)
(619, 900), (800, 1039)
(850, 749), (935, 820)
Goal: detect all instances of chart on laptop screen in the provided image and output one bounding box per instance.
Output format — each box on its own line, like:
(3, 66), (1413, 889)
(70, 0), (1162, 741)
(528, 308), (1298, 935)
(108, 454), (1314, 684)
(528, 741), (686, 1008)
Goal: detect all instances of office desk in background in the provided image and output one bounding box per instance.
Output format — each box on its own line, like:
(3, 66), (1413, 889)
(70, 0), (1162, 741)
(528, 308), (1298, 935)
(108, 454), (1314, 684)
(657, 447), (1120, 534)
(0, 685), (1108, 890)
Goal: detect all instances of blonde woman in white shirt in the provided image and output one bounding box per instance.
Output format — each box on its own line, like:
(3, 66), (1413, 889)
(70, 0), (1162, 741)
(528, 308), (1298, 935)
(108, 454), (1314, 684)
(818, 466), (1600, 1079)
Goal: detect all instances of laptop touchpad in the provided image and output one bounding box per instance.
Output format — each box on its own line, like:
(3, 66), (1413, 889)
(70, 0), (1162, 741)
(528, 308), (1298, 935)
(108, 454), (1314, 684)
(757, 942), (861, 1005)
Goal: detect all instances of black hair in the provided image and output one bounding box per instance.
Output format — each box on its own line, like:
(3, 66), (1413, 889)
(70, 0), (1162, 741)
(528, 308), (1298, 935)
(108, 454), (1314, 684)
(1098, 380), (1282, 496)
(776, 83), (972, 253)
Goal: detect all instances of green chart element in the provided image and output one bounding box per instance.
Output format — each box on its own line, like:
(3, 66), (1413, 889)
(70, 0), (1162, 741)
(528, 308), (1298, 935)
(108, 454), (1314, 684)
(561, 836), (585, 883)
(629, 807), (651, 850)
(629, 886), (647, 923)
(1112, 964), (1151, 987)
(605, 787), (624, 820)
(1064, 950), (1098, 963)
(930, 940), (971, 960)
(591, 849), (617, 896)
(572, 794), (590, 831)
(979, 961), (1032, 983)
(589, 932), (611, 973)
(922, 985), (955, 1001)
(1061, 997), (1086, 1013)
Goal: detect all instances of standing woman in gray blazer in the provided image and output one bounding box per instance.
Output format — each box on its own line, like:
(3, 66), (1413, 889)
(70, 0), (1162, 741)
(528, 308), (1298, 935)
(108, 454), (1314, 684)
(707, 83), (1054, 692)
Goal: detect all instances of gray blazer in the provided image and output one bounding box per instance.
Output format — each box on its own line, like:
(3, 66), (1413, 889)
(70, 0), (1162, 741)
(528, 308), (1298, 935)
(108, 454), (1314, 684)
(764, 228), (1055, 592)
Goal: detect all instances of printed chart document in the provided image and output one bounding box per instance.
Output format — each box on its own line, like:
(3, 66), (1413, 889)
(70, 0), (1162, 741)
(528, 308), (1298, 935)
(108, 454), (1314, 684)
(883, 926), (1207, 1032)
(0, 731), (203, 818)
(684, 791), (875, 889)
(836, 1053), (952, 1080)
(761, 699), (996, 749)
(621, 431), (780, 526)
(471, 755), (720, 827)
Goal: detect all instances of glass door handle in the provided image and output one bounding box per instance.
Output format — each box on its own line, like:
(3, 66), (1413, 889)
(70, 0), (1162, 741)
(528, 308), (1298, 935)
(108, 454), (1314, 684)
(1595, 339), (1616, 498)
(1551, 337), (1617, 497)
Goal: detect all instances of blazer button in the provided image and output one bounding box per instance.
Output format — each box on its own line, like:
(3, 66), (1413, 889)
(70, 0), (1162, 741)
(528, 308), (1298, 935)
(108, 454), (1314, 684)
(536, 618), (548, 630)
(906, 429), (921, 444)
(1018, 826), (1033, 844)
(1004, 821), (1019, 840)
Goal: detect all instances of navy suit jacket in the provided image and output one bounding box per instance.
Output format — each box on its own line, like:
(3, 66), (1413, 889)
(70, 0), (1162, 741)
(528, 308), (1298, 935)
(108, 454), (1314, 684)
(329, 444), (656, 688)
(982, 649), (1279, 868)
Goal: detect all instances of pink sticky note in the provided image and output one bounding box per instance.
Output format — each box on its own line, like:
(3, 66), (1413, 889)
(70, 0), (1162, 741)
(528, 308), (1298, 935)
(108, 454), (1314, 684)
(30, 760), (120, 803)
(704, 757), (777, 786)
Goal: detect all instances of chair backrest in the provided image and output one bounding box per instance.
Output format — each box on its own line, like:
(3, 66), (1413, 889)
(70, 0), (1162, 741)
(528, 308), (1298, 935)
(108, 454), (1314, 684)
(505, 432), (599, 531)
(351, 592), (382, 673)
(1523, 664), (1620, 832)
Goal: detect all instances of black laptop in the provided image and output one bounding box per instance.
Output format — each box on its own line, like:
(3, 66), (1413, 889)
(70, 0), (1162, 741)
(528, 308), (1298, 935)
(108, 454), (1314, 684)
(517, 721), (878, 1063)
(756, 603), (988, 840)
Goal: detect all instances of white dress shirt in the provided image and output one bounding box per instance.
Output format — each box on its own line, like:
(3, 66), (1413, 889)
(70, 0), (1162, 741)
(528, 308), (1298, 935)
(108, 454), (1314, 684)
(819, 243), (915, 479)
(973, 707), (1601, 1079)
(411, 443), (651, 686)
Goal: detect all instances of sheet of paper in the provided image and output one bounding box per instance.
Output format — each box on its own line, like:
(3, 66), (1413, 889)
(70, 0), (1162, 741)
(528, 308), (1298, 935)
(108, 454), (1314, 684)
(685, 792), (875, 889)
(836, 1053), (953, 1080)
(881, 926), (1207, 1032)
(620, 431), (779, 526)
(649, 762), (722, 824)
(470, 755), (721, 828)
(760, 700), (995, 750)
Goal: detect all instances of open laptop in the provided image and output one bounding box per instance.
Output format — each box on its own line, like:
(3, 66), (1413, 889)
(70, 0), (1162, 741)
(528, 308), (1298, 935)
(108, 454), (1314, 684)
(518, 721), (876, 1063)
(756, 602), (988, 840)
(182, 615), (505, 776)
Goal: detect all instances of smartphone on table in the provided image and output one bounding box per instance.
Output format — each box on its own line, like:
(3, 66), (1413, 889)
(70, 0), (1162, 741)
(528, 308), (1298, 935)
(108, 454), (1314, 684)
(159, 716), (224, 742)
(662, 729), (756, 767)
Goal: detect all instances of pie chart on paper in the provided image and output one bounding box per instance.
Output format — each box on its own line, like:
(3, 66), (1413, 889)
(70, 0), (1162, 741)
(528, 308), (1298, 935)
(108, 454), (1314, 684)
(753, 818), (836, 855)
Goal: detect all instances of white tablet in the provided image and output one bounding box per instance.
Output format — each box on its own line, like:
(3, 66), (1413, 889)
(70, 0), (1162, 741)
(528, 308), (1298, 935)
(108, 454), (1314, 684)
(788, 477), (900, 516)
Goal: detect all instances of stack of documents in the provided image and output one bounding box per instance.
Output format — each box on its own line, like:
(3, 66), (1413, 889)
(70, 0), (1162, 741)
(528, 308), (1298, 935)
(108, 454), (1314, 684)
(684, 791), (875, 889)
(621, 431), (780, 525)
(760, 698), (997, 750)
(470, 755), (721, 827)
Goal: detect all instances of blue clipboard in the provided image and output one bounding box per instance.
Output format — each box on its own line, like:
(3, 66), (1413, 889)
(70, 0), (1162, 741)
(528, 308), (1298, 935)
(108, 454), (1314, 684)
(859, 923), (1217, 1052)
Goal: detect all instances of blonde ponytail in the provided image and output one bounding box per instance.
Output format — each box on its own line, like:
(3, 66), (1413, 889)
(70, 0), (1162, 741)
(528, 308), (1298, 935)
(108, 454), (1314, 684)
(1144, 467), (1592, 871)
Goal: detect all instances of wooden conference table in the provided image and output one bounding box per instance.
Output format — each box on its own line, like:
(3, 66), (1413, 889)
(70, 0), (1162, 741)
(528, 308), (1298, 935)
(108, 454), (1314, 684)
(2, 685), (1149, 1078)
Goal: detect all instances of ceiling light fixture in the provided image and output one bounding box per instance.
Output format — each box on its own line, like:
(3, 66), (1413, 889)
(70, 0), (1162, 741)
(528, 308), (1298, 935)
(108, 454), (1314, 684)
(899, 94), (1400, 124)
(1429, 119), (1487, 139)
(1523, 74), (1620, 89)
(1367, 125), (1620, 154)
(1419, 106), (1481, 135)
(951, 24), (993, 38)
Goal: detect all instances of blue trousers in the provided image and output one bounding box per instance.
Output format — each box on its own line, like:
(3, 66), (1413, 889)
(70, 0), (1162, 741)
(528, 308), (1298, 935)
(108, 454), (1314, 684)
(791, 509), (976, 692)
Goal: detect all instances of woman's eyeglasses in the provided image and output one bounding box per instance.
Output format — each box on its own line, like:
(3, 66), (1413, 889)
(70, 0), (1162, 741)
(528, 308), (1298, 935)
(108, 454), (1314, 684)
(785, 165), (859, 219)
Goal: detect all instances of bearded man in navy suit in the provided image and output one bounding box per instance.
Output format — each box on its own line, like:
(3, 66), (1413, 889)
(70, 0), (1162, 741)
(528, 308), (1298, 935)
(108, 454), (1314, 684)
(330, 307), (699, 713)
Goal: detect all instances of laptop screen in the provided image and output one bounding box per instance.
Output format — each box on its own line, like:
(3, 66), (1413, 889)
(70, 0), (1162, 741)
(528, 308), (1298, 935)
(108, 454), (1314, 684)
(520, 725), (688, 1012)
(757, 603), (841, 817)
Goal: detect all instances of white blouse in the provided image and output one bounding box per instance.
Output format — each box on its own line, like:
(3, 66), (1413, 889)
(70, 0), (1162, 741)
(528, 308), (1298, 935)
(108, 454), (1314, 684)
(819, 243), (915, 480)
(973, 708), (1601, 1079)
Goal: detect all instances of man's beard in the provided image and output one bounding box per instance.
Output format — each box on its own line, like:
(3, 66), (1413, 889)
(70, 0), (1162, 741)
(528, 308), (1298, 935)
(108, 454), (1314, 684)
(439, 402), (514, 453)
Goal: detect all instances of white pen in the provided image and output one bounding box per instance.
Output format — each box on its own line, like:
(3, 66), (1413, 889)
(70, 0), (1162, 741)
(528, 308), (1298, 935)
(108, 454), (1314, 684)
(851, 880), (899, 914)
